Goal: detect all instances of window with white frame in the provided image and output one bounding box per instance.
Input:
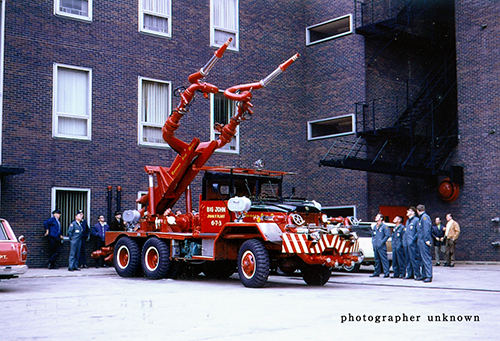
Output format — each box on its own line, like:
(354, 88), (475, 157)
(139, 77), (171, 147)
(54, 0), (92, 21)
(306, 14), (352, 46)
(53, 64), (92, 140)
(307, 114), (355, 140)
(139, 0), (171, 37)
(210, 0), (238, 51)
(211, 92), (238, 153)
(137, 191), (148, 210)
(52, 187), (90, 235)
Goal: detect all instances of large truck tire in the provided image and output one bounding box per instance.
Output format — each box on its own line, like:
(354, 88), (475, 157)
(141, 237), (170, 280)
(114, 237), (141, 278)
(301, 265), (331, 286)
(237, 239), (270, 288)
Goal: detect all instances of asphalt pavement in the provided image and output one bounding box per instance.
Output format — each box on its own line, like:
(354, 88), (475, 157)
(21, 261), (500, 292)
(3, 261), (500, 341)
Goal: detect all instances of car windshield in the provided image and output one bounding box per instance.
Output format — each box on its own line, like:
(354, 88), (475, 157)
(351, 225), (373, 238)
(0, 223), (7, 240)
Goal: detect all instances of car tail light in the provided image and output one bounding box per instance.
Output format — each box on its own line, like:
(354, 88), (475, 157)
(21, 244), (27, 262)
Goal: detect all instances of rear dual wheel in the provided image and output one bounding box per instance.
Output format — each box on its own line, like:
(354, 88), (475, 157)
(114, 237), (141, 278)
(142, 237), (170, 280)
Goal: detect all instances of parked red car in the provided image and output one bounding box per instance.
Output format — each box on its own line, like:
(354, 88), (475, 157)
(0, 218), (27, 280)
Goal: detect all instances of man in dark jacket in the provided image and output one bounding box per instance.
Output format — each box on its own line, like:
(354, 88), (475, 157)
(78, 212), (90, 269)
(43, 209), (63, 269)
(369, 213), (391, 278)
(91, 214), (110, 267)
(109, 211), (126, 231)
(431, 217), (445, 266)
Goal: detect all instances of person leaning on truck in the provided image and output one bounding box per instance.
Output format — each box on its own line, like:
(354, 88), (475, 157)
(43, 209), (63, 269)
(369, 213), (391, 278)
(68, 210), (85, 271)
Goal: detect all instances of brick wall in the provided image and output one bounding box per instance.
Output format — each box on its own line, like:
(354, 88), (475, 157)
(3, 0), (499, 267)
(2, 0), (308, 267)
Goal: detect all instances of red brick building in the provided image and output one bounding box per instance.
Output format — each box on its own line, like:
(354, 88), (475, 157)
(1, 0), (498, 266)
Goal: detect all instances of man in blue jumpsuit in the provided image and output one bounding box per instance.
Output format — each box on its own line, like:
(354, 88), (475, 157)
(416, 204), (433, 282)
(68, 210), (85, 271)
(391, 216), (406, 278)
(369, 213), (391, 278)
(404, 207), (421, 280)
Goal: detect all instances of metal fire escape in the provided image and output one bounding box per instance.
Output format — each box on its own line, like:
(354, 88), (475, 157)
(319, 0), (461, 182)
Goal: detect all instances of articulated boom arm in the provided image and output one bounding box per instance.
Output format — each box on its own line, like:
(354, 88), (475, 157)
(138, 41), (299, 217)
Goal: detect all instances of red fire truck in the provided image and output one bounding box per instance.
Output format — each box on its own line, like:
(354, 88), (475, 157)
(94, 39), (362, 287)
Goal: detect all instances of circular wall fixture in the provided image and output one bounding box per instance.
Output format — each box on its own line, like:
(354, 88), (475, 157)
(438, 177), (460, 202)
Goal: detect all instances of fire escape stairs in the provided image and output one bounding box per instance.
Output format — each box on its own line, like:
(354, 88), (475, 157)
(319, 1), (458, 180)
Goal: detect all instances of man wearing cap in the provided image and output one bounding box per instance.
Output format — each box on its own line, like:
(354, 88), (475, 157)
(416, 204), (433, 282)
(109, 211), (126, 231)
(404, 206), (422, 280)
(369, 213), (391, 278)
(68, 210), (85, 271)
(43, 209), (63, 269)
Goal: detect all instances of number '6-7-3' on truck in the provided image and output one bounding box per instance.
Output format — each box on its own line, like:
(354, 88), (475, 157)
(92, 39), (363, 288)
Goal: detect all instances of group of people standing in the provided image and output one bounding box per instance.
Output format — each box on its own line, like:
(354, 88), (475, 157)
(370, 204), (461, 283)
(43, 209), (126, 270)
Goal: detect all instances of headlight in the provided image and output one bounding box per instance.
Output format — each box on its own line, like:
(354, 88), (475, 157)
(321, 214), (328, 223)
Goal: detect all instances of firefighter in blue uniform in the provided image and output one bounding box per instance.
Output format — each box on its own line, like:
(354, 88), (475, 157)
(68, 210), (85, 271)
(391, 216), (406, 278)
(416, 204), (433, 282)
(404, 207), (421, 280)
(369, 213), (391, 278)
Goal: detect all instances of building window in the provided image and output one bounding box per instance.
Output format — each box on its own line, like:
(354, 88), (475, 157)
(307, 114), (355, 140)
(322, 205), (357, 220)
(52, 187), (90, 235)
(54, 0), (92, 21)
(210, 0), (238, 51)
(211, 92), (238, 153)
(53, 64), (92, 140)
(306, 14), (352, 46)
(139, 0), (171, 37)
(137, 191), (148, 211)
(139, 77), (171, 147)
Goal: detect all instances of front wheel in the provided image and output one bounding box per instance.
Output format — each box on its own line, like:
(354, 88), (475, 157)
(238, 239), (270, 288)
(301, 265), (331, 286)
(141, 238), (170, 280)
(114, 237), (140, 278)
(343, 262), (361, 273)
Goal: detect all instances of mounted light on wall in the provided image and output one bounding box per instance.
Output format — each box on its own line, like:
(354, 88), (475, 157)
(438, 177), (459, 202)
